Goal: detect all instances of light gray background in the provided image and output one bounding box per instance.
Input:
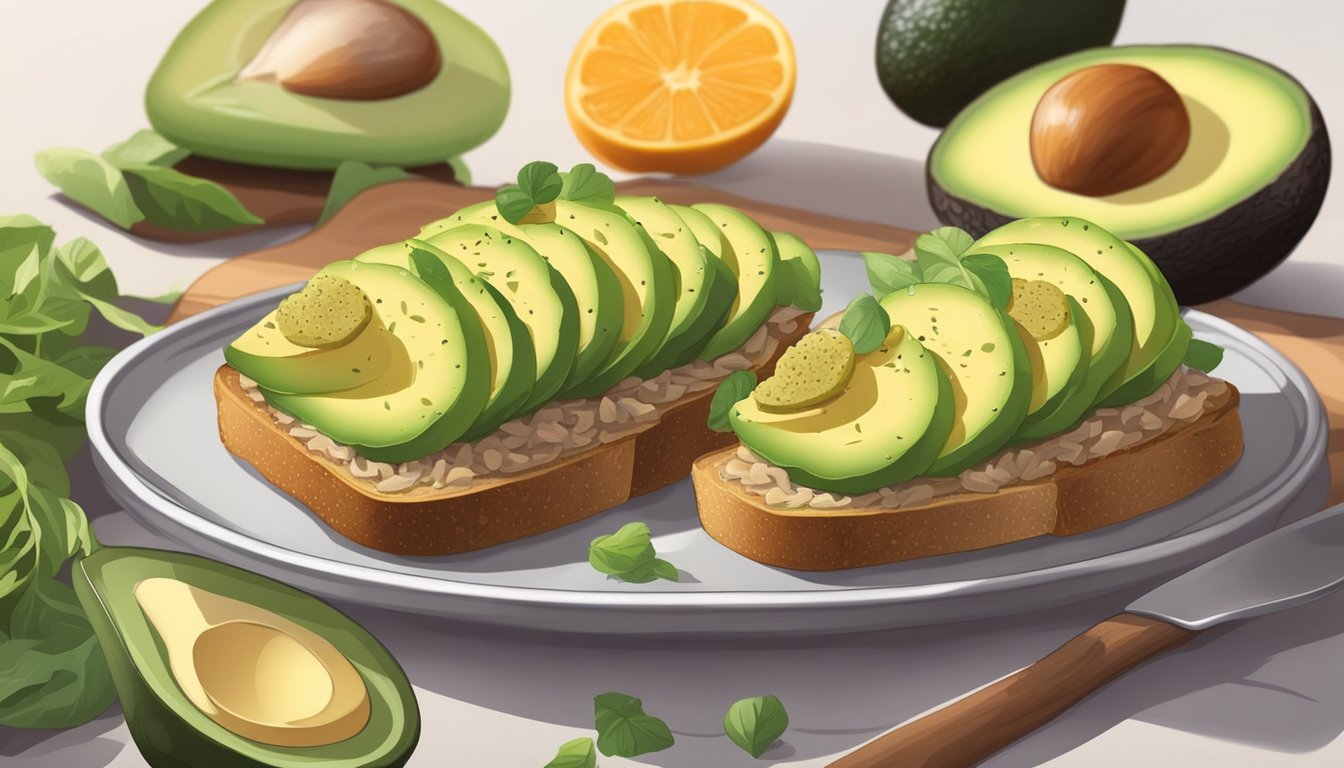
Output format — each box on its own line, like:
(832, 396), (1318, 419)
(3, 1), (1343, 766)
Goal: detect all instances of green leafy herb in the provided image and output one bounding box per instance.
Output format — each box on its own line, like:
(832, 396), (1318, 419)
(961, 253), (1013, 308)
(559, 163), (616, 208)
(121, 164), (264, 232)
(588, 522), (678, 583)
(707, 370), (757, 432)
(838, 294), (891, 354)
(495, 161), (563, 224)
(0, 216), (159, 729)
(101, 129), (189, 169)
(319, 161), (411, 223)
(723, 695), (790, 758)
(1183, 336), (1224, 373)
(594, 692), (675, 758)
(776, 257), (823, 312)
(863, 251), (922, 296)
(544, 737), (598, 768)
(34, 149), (143, 230)
(913, 228), (1011, 308)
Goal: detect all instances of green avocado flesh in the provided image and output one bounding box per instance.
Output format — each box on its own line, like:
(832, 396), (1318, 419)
(929, 45), (1314, 239)
(354, 240), (534, 440)
(691, 203), (780, 361)
(146, 0), (509, 169)
(74, 547), (418, 768)
(770, 230), (821, 304)
(880, 283), (1032, 475)
(422, 224), (579, 413)
(753, 329), (855, 413)
(256, 259), (490, 463)
(732, 326), (954, 494)
(619, 196), (737, 375)
(973, 217), (1180, 403)
(275, 274), (371, 348)
(537, 199), (676, 397)
(225, 304), (401, 396)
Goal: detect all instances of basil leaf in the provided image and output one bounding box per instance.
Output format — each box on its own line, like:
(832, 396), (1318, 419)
(102, 130), (188, 169)
(652, 558), (680, 582)
(863, 251), (921, 296)
(0, 578), (116, 729)
(723, 695), (790, 758)
(121, 164), (263, 232)
(495, 185), (536, 225)
(589, 522), (656, 576)
(914, 226), (975, 267)
(838, 294), (891, 355)
(544, 737), (597, 768)
(777, 258), (822, 312)
(517, 161), (563, 204)
(962, 253), (1013, 309)
(0, 338), (91, 414)
(33, 149), (143, 230)
(560, 163), (616, 208)
(1183, 336), (1224, 373)
(319, 161), (411, 224)
(594, 692), (675, 758)
(54, 238), (118, 299)
(707, 370), (757, 432)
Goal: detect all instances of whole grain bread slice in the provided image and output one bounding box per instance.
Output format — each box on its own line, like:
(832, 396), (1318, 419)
(692, 385), (1243, 571)
(214, 314), (811, 555)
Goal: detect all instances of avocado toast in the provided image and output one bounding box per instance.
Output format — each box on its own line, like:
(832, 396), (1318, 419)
(693, 220), (1243, 570)
(215, 163), (820, 555)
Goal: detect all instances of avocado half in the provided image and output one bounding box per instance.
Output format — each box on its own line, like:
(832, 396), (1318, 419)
(74, 547), (419, 768)
(927, 45), (1331, 304)
(146, 0), (510, 169)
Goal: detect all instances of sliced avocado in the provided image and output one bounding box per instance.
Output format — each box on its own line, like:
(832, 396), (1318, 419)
(423, 224), (578, 413)
(75, 547), (418, 768)
(731, 325), (954, 494)
(355, 240), (534, 440)
(426, 201), (623, 390)
(259, 259), (490, 463)
(691, 203), (779, 361)
(531, 199), (676, 397)
(275, 274), (371, 348)
(972, 217), (1180, 404)
(146, 0), (509, 170)
(880, 283), (1032, 475)
(928, 45), (1330, 303)
(1006, 285), (1091, 442)
(619, 195), (737, 376)
(225, 302), (401, 396)
(770, 230), (822, 304)
(1103, 315), (1193, 406)
(967, 241), (1132, 420)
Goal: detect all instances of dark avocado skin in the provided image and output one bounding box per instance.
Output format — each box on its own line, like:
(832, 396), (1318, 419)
(876, 0), (1125, 127)
(928, 94), (1331, 305)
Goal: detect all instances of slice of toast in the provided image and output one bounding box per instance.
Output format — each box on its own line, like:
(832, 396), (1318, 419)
(692, 384), (1242, 571)
(215, 313), (812, 555)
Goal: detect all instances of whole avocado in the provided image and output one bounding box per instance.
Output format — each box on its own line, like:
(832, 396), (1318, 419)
(875, 0), (1126, 127)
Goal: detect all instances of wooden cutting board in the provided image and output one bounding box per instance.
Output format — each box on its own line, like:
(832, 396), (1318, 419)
(168, 178), (1344, 503)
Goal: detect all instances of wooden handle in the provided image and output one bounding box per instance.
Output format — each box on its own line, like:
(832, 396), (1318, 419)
(828, 613), (1195, 768)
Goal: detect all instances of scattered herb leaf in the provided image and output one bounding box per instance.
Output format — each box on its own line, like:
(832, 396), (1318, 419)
(34, 149), (143, 230)
(121, 164), (264, 232)
(588, 522), (678, 583)
(863, 251), (922, 296)
(320, 161), (411, 223)
(707, 370), (757, 432)
(101, 129), (188, 169)
(1183, 336), (1224, 373)
(594, 692), (675, 757)
(495, 161), (564, 224)
(723, 695), (790, 758)
(961, 253), (1013, 309)
(544, 737), (598, 768)
(559, 163), (616, 208)
(838, 294), (891, 354)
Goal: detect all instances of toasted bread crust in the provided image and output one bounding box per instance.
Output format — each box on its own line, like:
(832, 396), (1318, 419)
(215, 315), (810, 555)
(693, 385), (1243, 570)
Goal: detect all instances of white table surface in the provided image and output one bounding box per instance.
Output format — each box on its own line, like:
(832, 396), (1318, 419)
(3, 1), (1343, 766)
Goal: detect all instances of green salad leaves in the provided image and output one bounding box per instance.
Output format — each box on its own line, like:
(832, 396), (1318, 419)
(1, 216), (162, 728)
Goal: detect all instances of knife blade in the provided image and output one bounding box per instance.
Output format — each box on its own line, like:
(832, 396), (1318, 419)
(829, 502), (1344, 768)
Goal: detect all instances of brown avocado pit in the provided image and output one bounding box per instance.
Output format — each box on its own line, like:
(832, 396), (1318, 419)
(1030, 64), (1190, 196)
(238, 0), (441, 100)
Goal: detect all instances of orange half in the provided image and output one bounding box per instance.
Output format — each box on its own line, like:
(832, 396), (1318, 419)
(565, 0), (796, 174)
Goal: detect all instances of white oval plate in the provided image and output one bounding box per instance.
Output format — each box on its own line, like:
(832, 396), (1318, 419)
(88, 251), (1327, 635)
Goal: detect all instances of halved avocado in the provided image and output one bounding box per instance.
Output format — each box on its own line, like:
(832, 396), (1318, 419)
(146, 0), (509, 169)
(74, 547), (418, 768)
(690, 203), (779, 361)
(354, 239), (534, 439)
(618, 195), (737, 375)
(880, 283), (1032, 475)
(730, 326), (954, 494)
(258, 259), (490, 463)
(425, 202), (623, 390)
(928, 45), (1331, 303)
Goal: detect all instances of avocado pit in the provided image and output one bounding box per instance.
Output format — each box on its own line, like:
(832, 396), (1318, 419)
(238, 0), (441, 100)
(1030, 63), (1190, 196)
